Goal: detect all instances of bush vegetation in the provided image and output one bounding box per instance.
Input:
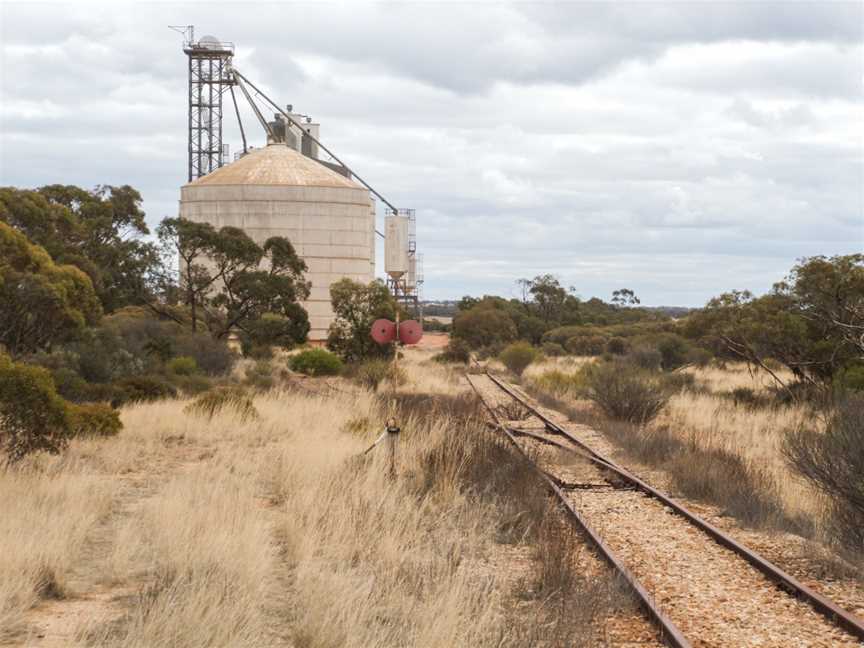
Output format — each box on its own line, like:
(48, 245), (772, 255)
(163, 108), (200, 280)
(499, 342), (538, 377)
(784, 396), (864, 552)
(289, 348), (343, 376)
(433, 338), (472, 364)
(585, 361), (669, 424)
(326, 278), (397, 362)
(166, 356), (198, 376)
(353, 360), (406, 392)
(0, 354), (72, 463)
(66, 403), (122, 438)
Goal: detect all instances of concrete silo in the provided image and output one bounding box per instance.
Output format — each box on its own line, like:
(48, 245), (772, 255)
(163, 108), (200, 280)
(179, 143), (375, 341)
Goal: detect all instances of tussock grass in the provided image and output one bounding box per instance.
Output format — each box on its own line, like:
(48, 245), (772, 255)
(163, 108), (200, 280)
(183, 386), (259, 423)
(525, 360), (822, 535)
(1, 351), (627, 647)
(0, 462), (113, 641)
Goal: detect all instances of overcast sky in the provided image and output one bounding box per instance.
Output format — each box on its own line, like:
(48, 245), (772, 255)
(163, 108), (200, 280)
(1, 1), (862, 305)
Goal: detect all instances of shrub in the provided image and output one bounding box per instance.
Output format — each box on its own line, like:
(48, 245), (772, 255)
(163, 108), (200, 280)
(113, 375), (177, 405)
(166, 356), (198, 376)
(586, 361), (669, 424)
(326, 278), (396, 362)
(51, 367), (91, 402)
(0, 354), (71, 463)
(565, 335), (607, 356)
(184, 386), (259, 423)
(452, 307), (517, 350)
(499, 342), (538, 377)
(660, 372), (697, 393)
(541, 342), (566, 357)
(171, 330), (235, 375)
(290, 348), (343, 376)
(783, 396), (864, 551)
(172, 374), (213, 396)
(626, 346), (662, 371)
(655, 333), (691, 371)
(686, 347), (713, 368)
(606, 337), (629, 356)
(67, 403), (122, 437)
(433, 338), (472, 364)
(354, 359), (404, 392)
(836, 364), (864, 392)
(244, 360), (275, 391)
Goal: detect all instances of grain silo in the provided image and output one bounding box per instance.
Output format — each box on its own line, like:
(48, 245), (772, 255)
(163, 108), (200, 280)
(179, 143), (376, 341)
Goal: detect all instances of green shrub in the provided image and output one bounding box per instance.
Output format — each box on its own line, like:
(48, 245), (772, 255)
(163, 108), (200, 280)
(452, 307), (517, 350)
(244, 360), (275, 391)
(67, 403), (122, 437)
(166, 356), (198, 376)
(626, 346), (662, 371)
(686, 347), (713, 368)
(51, 367), (91, 403)
(290, 348), (343, 376)
(606, 337), (630, 356)
(499, 342), (538, 377)
(173, 374), (213, 396)
(565, 335), (607, 356)
(171, 331), (235, 375)
(354, 359), (404, 392)
(541, 342), (566, 358)
(113, 375), (177, 405)
(655, 333), (691, 371)
(836, 364), (864, 392)
(586, 361), (669, 424)
(0, 354), (71, 463)
(433, 338), (472, 364)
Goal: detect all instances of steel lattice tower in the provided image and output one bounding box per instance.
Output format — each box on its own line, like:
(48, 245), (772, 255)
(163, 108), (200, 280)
(182, 33), (235, 182)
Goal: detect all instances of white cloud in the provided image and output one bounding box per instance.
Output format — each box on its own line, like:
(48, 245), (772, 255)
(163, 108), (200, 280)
(0, 1), (861, 306)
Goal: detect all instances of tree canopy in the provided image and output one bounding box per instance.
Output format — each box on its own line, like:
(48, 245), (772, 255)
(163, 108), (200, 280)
(0, 221), (101, 357)
(156, 217), (311, 346)
(327, 278), (397, 361)
(0, 185), (160, 312)
(685, 255), (864, 389)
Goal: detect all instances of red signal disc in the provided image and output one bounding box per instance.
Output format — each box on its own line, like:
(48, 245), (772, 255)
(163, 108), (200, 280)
(399, 320), (423, 345)
(371, 319), (396, 344)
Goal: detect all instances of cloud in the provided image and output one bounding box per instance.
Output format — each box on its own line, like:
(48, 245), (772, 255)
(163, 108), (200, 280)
(1, 1), (862, 306)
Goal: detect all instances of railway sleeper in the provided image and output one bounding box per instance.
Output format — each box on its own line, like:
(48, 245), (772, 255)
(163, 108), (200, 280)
(543, 470), (634, 492)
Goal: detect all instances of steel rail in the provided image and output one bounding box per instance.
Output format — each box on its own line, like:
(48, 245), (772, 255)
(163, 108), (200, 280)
(466, 374), (692, 648)
(484, 369), (864, 642)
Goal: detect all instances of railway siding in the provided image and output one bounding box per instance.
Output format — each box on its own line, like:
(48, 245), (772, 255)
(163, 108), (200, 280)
(467, 371), (864, 648)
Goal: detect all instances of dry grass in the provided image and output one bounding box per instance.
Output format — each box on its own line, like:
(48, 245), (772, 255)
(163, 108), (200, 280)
(525, 359), (829, 535)
(0, 350), (623, 647)
(0, 462), (113, 641)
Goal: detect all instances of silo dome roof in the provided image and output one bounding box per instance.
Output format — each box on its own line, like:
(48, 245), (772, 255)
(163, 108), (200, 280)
(186, 143), (361, 189)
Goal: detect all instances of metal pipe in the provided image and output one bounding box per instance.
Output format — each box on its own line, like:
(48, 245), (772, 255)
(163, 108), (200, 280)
(233, 72), (275, 141)
(229, 85), (248, 155)
(232, 68), (399, 215)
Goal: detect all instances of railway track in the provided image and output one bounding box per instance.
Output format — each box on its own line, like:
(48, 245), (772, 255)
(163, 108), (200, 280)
(466, 369), (864, 648)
